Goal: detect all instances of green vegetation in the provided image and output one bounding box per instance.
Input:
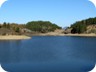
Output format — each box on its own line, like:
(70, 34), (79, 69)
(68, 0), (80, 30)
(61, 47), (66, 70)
(0, 22), (25, 35)
(2, 22), (10, 29)
(71, 22), (87, 33)
(26, 21), (61, 33)
(71, 17), (96, 33)
(15, 27), (20, 33)
(1, 17), (96, 35)
(0, 20), (61, 35)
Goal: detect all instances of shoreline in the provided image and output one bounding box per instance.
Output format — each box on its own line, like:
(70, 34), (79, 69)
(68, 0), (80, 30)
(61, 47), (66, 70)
(63, 34), (96, 37)
(0, 33), (96, 40)
(35, 33), (96, 37)
(0, 35), (31, 40)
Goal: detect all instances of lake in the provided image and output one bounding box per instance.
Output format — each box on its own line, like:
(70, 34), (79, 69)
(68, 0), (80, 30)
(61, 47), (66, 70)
(0, 36), (96, 72)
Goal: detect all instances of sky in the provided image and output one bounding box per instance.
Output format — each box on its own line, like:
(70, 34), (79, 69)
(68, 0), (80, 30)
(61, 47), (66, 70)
(0, 0), (96, 27)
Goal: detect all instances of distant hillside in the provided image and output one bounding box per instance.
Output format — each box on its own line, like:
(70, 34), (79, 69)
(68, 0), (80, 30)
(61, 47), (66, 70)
(0, 22), (26, 35)
(70, 17), (96, 34)
(26, 21), (61, 33)
(0, 21), (61, 35)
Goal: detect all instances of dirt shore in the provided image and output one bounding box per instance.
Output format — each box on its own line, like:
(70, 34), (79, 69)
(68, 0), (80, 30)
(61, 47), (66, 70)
(37, 33), (96, 37)
(0, 33), (96, 40)
(0, 35), (31, 40)
(64, 34), (96, 37)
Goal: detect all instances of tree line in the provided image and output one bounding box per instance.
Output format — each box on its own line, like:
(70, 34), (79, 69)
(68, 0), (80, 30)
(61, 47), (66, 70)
(26, 21), (61, 33)
(0, 21), (61, 34)
(71, 17), (96, 33)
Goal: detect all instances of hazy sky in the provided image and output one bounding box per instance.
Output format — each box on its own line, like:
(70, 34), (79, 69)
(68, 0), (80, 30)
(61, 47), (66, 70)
(0, 0), (96, 27)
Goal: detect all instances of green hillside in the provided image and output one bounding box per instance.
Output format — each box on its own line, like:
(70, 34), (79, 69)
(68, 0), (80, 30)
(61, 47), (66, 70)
(71, 17), (96, 34)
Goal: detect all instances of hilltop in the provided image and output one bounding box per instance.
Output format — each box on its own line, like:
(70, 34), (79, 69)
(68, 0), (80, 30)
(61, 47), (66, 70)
(65, 17), (96, 34)
(0, 21), (61, 36)
(1, 17), (96, 37)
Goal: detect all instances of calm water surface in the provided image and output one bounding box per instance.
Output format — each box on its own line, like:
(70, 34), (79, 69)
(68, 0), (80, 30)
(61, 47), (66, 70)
(0, 36), (96, 72)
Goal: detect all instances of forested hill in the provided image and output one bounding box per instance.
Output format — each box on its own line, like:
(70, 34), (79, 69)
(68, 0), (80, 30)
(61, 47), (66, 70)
(0, 21), (61, 35)
(70, 17), (96, 34)
(26, 21), (61, 33)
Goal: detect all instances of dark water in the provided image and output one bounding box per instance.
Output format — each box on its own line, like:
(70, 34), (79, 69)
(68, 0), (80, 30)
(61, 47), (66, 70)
(0, 36), (96, 72)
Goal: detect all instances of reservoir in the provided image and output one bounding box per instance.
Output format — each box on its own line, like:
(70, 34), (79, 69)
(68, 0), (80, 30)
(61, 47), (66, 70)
(0, 36), (96, 72)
